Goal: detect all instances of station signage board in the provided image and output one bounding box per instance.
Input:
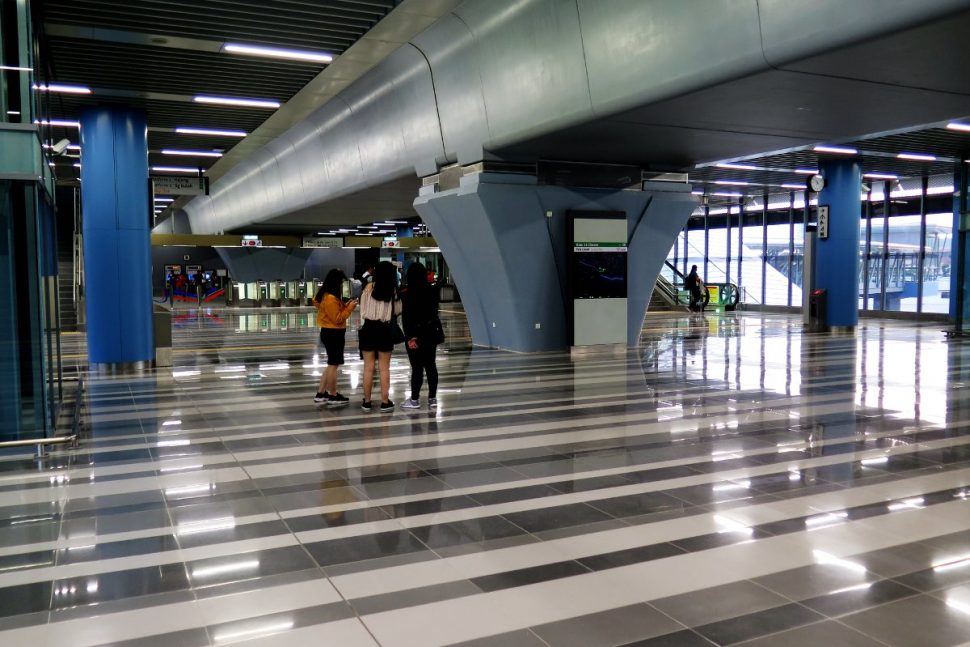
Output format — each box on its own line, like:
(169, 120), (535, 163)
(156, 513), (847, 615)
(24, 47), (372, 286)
(302, 236), (342, 248)
(382, 238), (400, 248)
(241, 235), (262, 247)
(151, 175), (209, 196)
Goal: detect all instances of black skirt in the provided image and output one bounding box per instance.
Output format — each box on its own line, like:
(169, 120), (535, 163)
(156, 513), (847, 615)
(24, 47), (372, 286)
(358, 319), (396, 353)
(318, 328), (346, 365)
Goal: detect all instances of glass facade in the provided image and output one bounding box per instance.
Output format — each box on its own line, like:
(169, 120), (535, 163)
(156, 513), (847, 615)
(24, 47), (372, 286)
(676, 179), (956, 316)
(1, 0), (63, 441)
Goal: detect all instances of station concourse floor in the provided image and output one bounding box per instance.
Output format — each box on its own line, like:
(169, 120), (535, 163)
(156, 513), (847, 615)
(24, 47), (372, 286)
(2, 307), (970, 647)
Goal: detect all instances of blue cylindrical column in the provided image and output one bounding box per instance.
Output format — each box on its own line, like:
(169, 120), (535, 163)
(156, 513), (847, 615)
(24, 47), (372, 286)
(80, 107), (153, 364)
(816, 158), (862, 328)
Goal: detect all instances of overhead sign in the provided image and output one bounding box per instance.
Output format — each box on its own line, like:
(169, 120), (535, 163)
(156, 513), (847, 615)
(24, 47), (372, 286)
(152, 175), (208, 196)
(382, 238), (400, 248)
(302, 236), (343, 248)
(241, 235), (262, 247)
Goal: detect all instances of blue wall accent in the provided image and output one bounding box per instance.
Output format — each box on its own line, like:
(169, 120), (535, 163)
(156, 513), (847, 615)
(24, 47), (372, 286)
(80, 107), (154, 364)
(414, 174), (695, 351)
(0, 183), (22, 438)
(816, 159), (862, 327)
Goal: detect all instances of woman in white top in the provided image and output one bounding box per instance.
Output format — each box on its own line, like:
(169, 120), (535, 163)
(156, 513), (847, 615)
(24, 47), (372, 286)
(357, 261), (403, 412)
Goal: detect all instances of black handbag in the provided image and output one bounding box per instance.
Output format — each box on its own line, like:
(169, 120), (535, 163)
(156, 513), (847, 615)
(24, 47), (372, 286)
(390, 314), (406, 345)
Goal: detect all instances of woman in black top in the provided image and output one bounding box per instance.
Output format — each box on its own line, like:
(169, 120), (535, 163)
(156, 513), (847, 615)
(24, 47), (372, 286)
(400, 262), (442, 410)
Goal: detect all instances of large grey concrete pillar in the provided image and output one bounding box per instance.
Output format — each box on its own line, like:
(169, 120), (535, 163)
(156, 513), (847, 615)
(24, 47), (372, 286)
(414, 173), (695, 352)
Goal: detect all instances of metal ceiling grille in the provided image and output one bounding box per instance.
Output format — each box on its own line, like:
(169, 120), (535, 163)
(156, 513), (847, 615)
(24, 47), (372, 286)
(37, 0), (397, 183)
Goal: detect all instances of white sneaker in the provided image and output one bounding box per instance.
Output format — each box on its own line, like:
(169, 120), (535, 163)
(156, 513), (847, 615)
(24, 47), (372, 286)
(428, 398), (437, 409)
(401, 399), (421, 409)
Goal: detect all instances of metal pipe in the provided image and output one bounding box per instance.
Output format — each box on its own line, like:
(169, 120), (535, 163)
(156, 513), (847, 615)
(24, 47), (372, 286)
(761, 191), (768, 305)
(881, 180), (890, 310)
(787, 191), (794, 307)
(917, 175), (928, 312)
(863, 187), (872, 310)
(703, 202), (710, 283)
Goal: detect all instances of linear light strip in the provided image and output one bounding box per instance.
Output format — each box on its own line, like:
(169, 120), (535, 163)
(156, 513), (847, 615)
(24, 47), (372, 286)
(223, 42), (332, 64)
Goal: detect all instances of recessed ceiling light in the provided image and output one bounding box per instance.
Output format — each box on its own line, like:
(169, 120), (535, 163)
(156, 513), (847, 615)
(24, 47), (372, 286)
(946, 122), (970, 133)
(715, 163), (759, 171)
(161, 149), (223, 157)
(793, 168), (819, 174)
(813, 145), (857, 155)
(713, 180), (750, 186)
(780, 183), (805, 189)
(33, 83), (90, 94)
(864, 172), (898, 180)
(193, 95), (280, 109)
(175, 127), (247, 137)
(223, 43), (333, 64)
(35, 119), (80, 128)
(897, 152), (936, 162)
(154, 197), (175, 202)
(712, 191), (744, 197)
(0, 65), (32, 72)
(151, 166), (201, 174)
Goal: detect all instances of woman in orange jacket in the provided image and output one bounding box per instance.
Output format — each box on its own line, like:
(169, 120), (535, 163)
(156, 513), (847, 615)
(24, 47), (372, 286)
(312, 269), (358, 406)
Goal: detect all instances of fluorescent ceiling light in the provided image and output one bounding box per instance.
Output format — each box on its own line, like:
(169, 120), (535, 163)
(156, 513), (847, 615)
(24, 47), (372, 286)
(73, 163), (81, 168)
(43, 143), (81, 151)
(794, 168), (819, 174)
(35, 119), (80, 128)
(814, 145), (858, 155)
(175, 127), (247, 137)
(715, 163), (758, 170)
(713, 180), (749, 186)
(194, 95), (280, 109)
(161, 149), (223, 157)
(33, 83), (90, 94)
(0, 65), (32, 72)
(358, 225), (379, 229)
(864, 172), (898, 180)
(223, 42), (333, 64)
(946, 122), (970, 133)
(6, 110), (20, 116)
(711, 191), (743, 197)
(897, 152), (936, 162)
(780, 183), (805, 189)
(154, 197), (175, 202)
(152, 166), (200, 174)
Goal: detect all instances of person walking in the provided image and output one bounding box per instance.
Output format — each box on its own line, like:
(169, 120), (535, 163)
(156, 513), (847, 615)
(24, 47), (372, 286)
(312, 269), (358, 406)
(357, 261), (402, 412)
(685, 264), (704, 312)
(400, 262), (443, 410)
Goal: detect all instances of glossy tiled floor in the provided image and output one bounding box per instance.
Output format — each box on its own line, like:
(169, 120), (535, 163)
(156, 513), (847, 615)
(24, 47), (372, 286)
(3, 307), (970, 646)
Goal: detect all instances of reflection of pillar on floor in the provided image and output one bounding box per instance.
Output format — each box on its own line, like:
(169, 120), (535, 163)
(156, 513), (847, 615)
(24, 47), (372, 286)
(80, 107), (153, 365)
(413, 173), (695, 352)
(816, 158), (862, 330)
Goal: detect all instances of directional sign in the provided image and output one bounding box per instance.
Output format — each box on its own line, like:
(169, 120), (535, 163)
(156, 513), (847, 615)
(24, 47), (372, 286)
(302, 236), (342, 248)
(152, 175), (208, 196)
(817, 205), (829, 240)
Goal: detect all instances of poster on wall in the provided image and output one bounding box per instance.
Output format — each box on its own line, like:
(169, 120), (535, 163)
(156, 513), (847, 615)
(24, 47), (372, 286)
(568, 211), (629, 347)
(164, 264), (182, 275)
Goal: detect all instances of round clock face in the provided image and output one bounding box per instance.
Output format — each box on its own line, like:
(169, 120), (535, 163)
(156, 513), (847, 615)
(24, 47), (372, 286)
(809, 174), (825, 192)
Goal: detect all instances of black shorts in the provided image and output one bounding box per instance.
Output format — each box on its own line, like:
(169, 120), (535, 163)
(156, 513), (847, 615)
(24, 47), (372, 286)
(358, 319), (395, 353)
(319, 328), (346, 365)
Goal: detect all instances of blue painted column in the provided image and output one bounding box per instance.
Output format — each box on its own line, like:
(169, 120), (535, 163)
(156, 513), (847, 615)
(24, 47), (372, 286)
(80, 107), (153, 364)
(816, 158), (862, 328)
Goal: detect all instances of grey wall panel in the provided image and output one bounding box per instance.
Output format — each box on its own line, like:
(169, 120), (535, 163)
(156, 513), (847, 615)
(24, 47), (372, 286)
(758, 0), (970, 67)
(578, 0), (765, 117)
(215, 247), (312, 282)
(411, 13), (489, 166)
(453, 0), (592, 149)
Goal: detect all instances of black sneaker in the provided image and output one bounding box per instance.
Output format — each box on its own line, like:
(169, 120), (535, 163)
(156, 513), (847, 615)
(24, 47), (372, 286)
(361, 400), (373, 412)
(313, 392), (328, 404)
(379, 400), (395, 412)
(327, 392), (350, 407)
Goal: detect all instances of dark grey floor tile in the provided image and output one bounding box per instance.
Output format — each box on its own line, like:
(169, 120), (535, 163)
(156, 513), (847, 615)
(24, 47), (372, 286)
(468, 484), (562, 506)
(578, 542), (686, 571)
(732, 619), (886, 647)
(588, 491), (689, 520)
(840, 593), (970, 647)
(800, 578), (919, 617)
(753, 563), (876, 601)
(351, 579), (481, 615)
(50, 562), (190, 611)
(304, 530), (429, 568)
(694, 602), (825, 646)
(502, 503), (613, 533)
(187, 545), (315, 588)
(176, 519), (290, 548)
(671, 528), (773, 553)
(412, 515), (526, 549)
(619, 629), (714, 647)
(284, 507), (390, 533)
(0, 581), (53, 618)
(470, 560), (590, 592)
(651, 580), (790, 628)
(532, 603), (683, 647)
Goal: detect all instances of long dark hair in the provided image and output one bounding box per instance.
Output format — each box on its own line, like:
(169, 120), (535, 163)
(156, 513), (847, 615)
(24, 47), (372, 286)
(406, 262), (430, 299)
(316, 268), (345, 301)
(370, 261), (398, 302)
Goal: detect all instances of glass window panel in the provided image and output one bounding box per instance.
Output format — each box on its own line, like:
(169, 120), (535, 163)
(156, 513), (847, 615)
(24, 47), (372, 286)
(921, 212), (953, 314)
(739, 216), (764, 304)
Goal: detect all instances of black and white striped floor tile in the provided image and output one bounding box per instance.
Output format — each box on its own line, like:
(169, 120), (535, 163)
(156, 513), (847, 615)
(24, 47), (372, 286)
(2, 308), (970, 646)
